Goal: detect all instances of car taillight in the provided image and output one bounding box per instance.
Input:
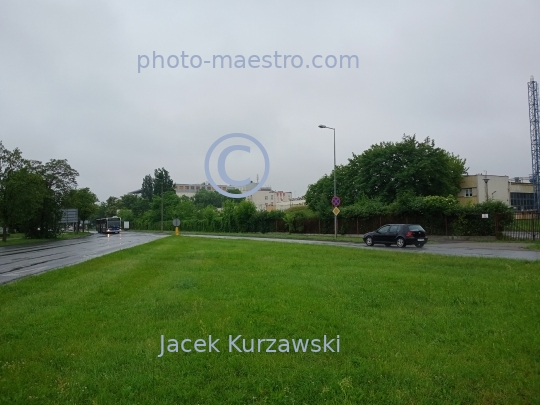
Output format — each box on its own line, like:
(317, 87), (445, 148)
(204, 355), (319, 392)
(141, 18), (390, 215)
(406, 231), (413, 237)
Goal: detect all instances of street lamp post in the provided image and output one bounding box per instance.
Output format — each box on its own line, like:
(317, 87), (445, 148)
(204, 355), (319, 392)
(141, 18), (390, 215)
(318, 124), (337, 239)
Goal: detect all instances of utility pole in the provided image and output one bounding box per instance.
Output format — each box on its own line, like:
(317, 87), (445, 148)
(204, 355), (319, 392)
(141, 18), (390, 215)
(318, 124), (337, 239)
(161, 179), (163, 231)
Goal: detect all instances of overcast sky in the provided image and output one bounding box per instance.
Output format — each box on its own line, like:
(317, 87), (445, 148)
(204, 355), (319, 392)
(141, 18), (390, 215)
(1, 0), (540, 201)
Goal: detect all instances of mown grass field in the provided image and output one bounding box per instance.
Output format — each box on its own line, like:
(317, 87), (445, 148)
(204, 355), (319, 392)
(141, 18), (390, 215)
(1, 236), (539, 404)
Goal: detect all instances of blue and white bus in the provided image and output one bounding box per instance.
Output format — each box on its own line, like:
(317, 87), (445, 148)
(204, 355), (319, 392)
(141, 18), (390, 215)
(96, 217), (121, 234)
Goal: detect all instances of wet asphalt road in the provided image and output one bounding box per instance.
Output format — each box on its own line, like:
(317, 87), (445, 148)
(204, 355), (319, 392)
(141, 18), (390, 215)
(0, 232), (167, 285)
(186, 234), (540, 261)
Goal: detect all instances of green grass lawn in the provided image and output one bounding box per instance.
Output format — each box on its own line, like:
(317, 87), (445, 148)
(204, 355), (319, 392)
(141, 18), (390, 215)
(1, 237), (539, 404)
(0, 232), (92, 246)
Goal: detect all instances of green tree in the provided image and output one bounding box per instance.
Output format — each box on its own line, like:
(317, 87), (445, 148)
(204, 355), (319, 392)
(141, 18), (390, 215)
(153, 168), (174, 196)
(117, 209), (134, 222)
(66, 188), (98, 231)
(119, 194), (140, 210)
(141, 175), (154, 201)
(104, 197), (120, 217)
(346, 135), (467, 204)
(2, 168), (47, 239)
(149, 191), (180, 223)
(236, 200), (257, 232)
(304, 165), (348, 215)
(27, 159), (79, 238)
(306, 135), (468, 211)
(193, 188), (225, 208)
(176, 196), (197, 221)
(0, 142), (26, 241)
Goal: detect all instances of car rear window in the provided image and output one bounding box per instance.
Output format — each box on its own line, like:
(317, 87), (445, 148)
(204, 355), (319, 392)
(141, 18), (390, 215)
(408, 225), (425, 232)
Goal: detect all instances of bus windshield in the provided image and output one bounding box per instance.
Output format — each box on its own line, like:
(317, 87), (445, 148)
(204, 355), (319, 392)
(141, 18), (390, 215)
(108, 219), (121, 228)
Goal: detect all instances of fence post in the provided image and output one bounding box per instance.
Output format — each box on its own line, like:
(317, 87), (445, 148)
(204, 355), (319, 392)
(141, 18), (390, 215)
(356, 218), (359, 235)
(445, 216), (448, 236)
(533, 213), (536, 241)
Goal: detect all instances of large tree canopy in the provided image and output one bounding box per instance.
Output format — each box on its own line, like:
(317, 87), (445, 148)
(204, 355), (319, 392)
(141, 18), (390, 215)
(153, 168), (174, 196)
(306, 135), (468, 211)
(65, 188), (99, 230)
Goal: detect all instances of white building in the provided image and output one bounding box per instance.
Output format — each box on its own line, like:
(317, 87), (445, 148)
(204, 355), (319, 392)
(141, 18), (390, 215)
(241, 182), (293, 210)
(274, 198), (306, 211)
(170, 180), (296, 210)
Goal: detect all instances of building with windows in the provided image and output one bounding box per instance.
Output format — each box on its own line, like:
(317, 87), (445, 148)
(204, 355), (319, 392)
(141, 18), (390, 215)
(509, 177), (535, 211)
(174, 182), (229, 197)
(457, 174), (536, 211)
(171, 180), (296, 210)
(241, 182), (293, 210)
(457, 174), (510, 205)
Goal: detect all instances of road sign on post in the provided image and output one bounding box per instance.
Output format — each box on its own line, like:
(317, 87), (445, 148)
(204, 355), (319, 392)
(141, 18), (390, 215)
(332, 196), (341, 207)
(333, 207), (340, 215)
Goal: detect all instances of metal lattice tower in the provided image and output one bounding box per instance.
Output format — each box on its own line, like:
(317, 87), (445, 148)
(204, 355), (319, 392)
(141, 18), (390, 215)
(529, 75), (540, 211)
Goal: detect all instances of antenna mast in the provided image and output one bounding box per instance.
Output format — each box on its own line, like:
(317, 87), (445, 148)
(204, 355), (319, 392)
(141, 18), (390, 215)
(529, 76), (540, 211)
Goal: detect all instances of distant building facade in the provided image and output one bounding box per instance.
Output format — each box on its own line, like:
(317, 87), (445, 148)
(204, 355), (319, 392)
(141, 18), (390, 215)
(509, 177), (535, 211)
(240, 182), (294, 210)
(174, 182), (228, 198)
(171, 180), (297, 210)
(457, 174), (536, 211)
(457, 175), (510, 205)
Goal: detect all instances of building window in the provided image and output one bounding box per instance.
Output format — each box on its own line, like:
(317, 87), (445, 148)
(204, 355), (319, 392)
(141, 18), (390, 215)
(265, 196), (268, 200)
(464, 188), (473, 197)
(510, 192), (535, 210)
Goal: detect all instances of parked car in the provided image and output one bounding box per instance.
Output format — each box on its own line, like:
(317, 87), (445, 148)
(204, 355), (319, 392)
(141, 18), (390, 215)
(363, 224), (428, 248)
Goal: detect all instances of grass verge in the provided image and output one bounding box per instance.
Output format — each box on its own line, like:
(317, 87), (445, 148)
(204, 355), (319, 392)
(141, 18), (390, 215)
(1, 236), (539, 404)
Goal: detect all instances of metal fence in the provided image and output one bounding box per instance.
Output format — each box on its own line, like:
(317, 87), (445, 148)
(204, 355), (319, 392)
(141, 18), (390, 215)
(133, 212), (540, 241)
(274, 212), (536, 240)
(500, 212), (540, 241)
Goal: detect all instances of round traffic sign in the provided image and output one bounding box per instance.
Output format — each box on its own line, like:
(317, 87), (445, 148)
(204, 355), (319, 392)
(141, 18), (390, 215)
(172, 218), (181, 227)
(332, 196), (341, 207)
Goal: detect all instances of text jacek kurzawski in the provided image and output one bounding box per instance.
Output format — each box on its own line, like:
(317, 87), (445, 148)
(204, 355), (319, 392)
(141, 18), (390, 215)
(158, 335), (340, 357)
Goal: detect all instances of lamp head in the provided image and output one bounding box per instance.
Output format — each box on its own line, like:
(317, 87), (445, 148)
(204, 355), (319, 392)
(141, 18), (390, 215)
(318, 125), (326, 128)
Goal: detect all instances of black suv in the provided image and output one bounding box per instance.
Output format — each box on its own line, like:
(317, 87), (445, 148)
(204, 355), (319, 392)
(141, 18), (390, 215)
(363, 224), (428, 248)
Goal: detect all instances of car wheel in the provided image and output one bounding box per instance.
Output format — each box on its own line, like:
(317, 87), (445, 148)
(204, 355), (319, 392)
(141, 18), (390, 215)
(414, 243), (425, 248)
(365, 236), (374, 246)
(396, 237), (406, 248)
(384, 243), (391, 247)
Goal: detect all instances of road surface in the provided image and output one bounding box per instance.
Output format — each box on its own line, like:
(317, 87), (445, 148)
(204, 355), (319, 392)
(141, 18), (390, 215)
(0, 232), (167, 285)
(185, 234), (540, 261)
